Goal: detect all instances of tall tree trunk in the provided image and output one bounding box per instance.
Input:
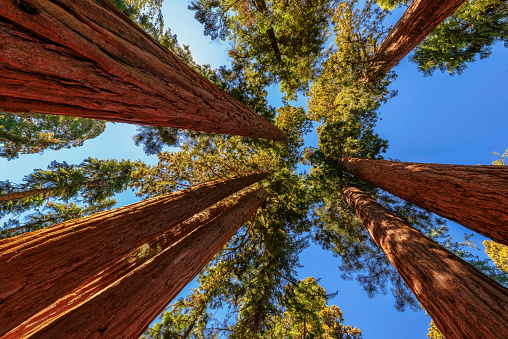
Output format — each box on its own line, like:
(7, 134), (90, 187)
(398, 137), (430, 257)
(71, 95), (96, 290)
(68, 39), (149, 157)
(0, 0), (285, 141)
(0, 172), (267, 336)
(340, 157), (508, 245)
(342, 186), (508, 339)
(0, 187), (54, 202)
(3, 187), (269, 338)
(373, 0), (466, 74)
(182, 302), (207, 339)
(253, 0), (283, 64)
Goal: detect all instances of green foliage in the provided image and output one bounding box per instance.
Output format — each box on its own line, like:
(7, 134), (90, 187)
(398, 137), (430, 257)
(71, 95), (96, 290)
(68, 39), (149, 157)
(189, 0), (332, 100)
(0, 200), (116, 239)
(307, 0), (394, 161)
(111, 0), (165, 39)
(0, 112), (105, 160)
(133, 126), (180, 155)
(0, 158), (139, 237)
(268, 277), (362, 338)
(427, 319), (445, 339)
(307, 0), (395, 123)
(492, 148), (508, 165)
(410, 0), (508, 76)
(375, 0), (410, 10)
(137, 104), (319, 337)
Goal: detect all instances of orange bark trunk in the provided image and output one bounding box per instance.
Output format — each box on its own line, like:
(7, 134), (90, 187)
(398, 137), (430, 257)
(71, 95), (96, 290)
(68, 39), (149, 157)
(343, 186), (508, 339)
(0, 172), (267, 336)
(0, 0), (284, 141)
(0, 187), (54, 202)
(373, 0), (466, 74)
(340, 158), (508, 245)
(3, 188), (268, 338)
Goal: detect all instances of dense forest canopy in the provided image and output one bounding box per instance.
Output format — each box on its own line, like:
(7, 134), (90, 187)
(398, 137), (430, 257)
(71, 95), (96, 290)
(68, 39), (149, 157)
(0, 0), (507, 338)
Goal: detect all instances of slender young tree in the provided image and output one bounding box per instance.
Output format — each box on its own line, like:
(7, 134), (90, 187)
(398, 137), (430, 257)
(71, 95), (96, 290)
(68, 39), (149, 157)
(372, 0), (466, 74)
(342, 185), (508, 339)
(339, 157), (508, 245)
(189, 0), (331, 100)
(0, 112), (105, 160)
(0, 172), (267, 336)
(0, 158), (141, 237)
(3, 187), (269, 339)
(0, 158), (138, 205)
(0, 0), (284, 141)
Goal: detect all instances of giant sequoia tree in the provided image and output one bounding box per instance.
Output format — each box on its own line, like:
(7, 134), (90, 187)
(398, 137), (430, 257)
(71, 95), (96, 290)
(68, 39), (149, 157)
(0, 0), (284, 141)
(338, 157), (508, 245)
(5, 187), (269, 338)
(342, 186), (508, 339)
(0, 172), (266, 336)
(377, 0), (508, 75)
(372, 0), (466, 74)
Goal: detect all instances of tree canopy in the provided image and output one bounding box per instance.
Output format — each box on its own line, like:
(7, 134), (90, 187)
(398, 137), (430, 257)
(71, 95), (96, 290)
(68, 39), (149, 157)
(189, 0), (332, 100)
(2, 0), (507, 337)
(0, 112), (105, 160)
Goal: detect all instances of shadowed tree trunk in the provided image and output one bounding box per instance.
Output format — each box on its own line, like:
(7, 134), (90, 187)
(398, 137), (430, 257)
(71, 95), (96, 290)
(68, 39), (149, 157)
(253, 0), (283, 64)
(342, 186), (508, 339)
(3, 187), (269, 338)
(0, 187), (54, 202)
(0, 0), (285, 141)
(373, 0), (466, 74)
(0, 172), (267, 336)
(340, 158), (508, 245)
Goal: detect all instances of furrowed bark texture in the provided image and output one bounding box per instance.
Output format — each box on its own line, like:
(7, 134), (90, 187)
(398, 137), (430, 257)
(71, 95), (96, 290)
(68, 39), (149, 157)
(6, 188), (269, 338)
(0, 187), (54, 202)
(342, 186), (508, 339)
(0, 172), (267, 336)
(0, 0), (285, 141)
(373, 0), (466, 74)
(2, 189), (249, 338)
(340, 158), (508, 245)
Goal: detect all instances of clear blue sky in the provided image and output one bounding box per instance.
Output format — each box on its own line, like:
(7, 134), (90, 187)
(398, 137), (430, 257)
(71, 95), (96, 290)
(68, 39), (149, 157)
(1, 1), (507, 338)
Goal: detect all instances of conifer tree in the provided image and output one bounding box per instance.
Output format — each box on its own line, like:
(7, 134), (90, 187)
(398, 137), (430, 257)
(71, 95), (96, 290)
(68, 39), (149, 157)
(337, 157), (508, 245)
(0, 0), (284, 141)
(189, 0), (331, 100)
(0, 158), (140, 237)
(0, 172), (267, 336)
(342, 185), (508, 339)
(376, 0), (507, 75)
(0, 112), (105, 160)
(372, 0), (466, 74)
(4, 187), (269, 338)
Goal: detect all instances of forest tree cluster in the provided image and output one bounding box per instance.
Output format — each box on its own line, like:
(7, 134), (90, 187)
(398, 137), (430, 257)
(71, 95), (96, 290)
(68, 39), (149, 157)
(1, 0), (507, 338)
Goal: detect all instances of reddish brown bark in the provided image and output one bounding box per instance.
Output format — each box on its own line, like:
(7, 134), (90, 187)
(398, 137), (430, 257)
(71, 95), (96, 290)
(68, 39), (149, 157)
(373, 0), (466, 74)
(340, 158), (508, 245)
(0, 187), (54, 202)
(342, 186), (508, 339)
(4, 187), (269, 338)
(0, 172), (267, 336)
(0, 0), (285, 141)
